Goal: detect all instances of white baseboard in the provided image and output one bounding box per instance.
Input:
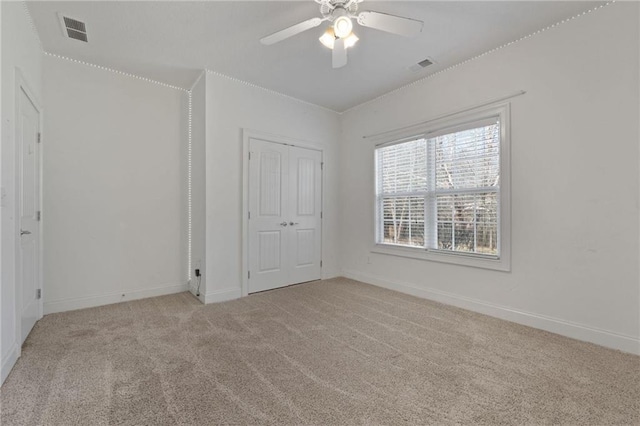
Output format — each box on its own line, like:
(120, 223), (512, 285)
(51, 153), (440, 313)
(1, 343), (20, 386)
(204, 287), (242, 304)
(44, 283), (189, 314)
(343, 270), (640, 355)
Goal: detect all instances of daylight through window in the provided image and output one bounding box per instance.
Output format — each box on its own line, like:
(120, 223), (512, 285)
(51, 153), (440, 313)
(375, 117), (501, 257)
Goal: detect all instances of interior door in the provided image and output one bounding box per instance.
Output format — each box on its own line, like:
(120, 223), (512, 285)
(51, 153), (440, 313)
(248, 139), (290, 293)
(287, 146), (322, 285)
(17, 84), (41, 343)
(248, 138), (322, 293)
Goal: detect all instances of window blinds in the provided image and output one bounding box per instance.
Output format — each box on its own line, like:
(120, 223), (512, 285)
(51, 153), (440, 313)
(376, 117), (500, 256)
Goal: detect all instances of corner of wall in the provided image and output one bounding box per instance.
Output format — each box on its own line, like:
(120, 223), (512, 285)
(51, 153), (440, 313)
(189, 71), (207, 300)
(203, 287), (242, 304)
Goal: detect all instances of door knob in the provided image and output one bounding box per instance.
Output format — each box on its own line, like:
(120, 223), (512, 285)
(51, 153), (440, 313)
(279, 222), (288, 227)
(289, 222), (299, 226)
(20, 230), (31, 236)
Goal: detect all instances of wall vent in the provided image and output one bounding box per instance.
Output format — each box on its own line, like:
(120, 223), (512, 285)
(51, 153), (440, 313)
(58, 14), (88, 42)
(408, 57), (435, 72)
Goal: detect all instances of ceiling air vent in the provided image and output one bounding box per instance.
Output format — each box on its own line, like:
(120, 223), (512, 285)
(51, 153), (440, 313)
(58, 14), (88, 42)
(408, 57), (435, 72)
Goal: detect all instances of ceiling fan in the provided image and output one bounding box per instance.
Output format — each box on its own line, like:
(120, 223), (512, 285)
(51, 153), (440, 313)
(260, 0), (424, 69)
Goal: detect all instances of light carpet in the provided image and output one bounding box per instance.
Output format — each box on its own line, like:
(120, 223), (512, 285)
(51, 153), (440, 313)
(1, 277), (638, 425)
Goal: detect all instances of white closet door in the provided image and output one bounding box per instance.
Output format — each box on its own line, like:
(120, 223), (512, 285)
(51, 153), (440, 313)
(287, 146), (322, 285)
(248, 138), (322, 293)
(248, 139), (290, 293)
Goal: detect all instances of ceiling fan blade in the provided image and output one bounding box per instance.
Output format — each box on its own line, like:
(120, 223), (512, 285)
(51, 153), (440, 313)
(332, 38), (347, 69)
(260, 17), (323, 45)
(357, 11), (423, 37)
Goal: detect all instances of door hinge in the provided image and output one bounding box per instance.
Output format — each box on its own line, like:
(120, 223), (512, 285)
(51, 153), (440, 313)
(248, 152), (251, 160)
(320, 260), (323, 268)
(36, 211), (41, 221)
(37, 133), (41, 144)
(248, 211), (251, 220)
(320, 211), (323, 219)
(248, 271), (251, 279)
(321, 162), (324, 170)
(36, 289), (41, 299)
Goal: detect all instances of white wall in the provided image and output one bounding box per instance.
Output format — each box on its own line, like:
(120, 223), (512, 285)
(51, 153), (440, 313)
(42, 56), (187, 314)
(190, 73), (206, 299)
(1, 2), (43, 384)
(204, 72), (341, 302)
(339, 2), (640, 354)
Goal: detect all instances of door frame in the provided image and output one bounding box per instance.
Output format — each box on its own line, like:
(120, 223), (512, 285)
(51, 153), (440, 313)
(14, 67), (44, 347)
(241, 129), (324, 297)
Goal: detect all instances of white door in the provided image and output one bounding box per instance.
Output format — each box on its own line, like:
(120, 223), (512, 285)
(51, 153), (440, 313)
(17, 84), (41, 343)
(286, 146), (322, 285)
(248, 138), (322, 293)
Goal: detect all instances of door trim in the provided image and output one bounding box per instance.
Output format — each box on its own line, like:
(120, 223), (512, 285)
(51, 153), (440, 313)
(14, 67), (44, 348)
(241, 129), (323, 297)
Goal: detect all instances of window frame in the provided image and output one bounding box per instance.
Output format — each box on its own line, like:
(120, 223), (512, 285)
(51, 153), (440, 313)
(372, 102), (511, 272)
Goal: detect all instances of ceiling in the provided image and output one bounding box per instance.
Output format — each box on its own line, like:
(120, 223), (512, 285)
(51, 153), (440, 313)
(27, 1), (604, 112)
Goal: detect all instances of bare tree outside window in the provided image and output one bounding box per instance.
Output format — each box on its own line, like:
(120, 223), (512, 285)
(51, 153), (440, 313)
(376, 119), (500, 257)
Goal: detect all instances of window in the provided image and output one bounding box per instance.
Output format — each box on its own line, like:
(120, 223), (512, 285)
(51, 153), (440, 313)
(374, 104), (510, 270)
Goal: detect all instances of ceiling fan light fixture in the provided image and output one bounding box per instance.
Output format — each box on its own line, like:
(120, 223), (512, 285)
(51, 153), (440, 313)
(319, 27), (359, 50)
(344, 32), (359, 48)
(319, 27), (336, 49)
(261, 0), (424, 68)
(333, 15), (353, 38)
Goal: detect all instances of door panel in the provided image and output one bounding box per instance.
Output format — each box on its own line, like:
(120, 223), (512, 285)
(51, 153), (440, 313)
(18, 85), (41, 343)
(20, 239), (37, 339)
(295, 157), (316, 216)
(287, 146), (322, 285)
(248, 139), (322, 293)
(258, 231), (282, 272)
(248, 139), (289, 293)
(294, 229), (315, 267)
(258, 151), (282, 216)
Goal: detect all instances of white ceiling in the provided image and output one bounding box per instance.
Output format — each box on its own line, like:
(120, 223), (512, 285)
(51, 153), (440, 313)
(27, 1), (604, 112)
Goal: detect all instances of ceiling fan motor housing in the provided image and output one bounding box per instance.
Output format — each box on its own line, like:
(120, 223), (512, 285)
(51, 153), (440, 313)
(332, 8), (353, 38)
(320, 0), (360, 20)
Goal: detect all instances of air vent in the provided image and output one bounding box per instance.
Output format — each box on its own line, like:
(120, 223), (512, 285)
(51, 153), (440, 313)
(417, 58), (433, 68)
(58, 14), (88, 42)
(66, 28), (88, 42)
(408, 57), (435, 72)
(63, 16), (85, 32)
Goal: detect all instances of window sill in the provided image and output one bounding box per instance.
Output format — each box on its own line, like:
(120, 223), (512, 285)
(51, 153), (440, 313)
(371, 244), (511, 272)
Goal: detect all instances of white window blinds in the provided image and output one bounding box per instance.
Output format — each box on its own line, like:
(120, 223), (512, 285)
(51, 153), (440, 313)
(375, 117), (501, 257)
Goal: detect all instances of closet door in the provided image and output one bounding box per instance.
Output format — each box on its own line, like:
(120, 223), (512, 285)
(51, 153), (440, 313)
(248, 138), (322, 293)
(248, 139), (290, 293)
(287, 146), (322, 285)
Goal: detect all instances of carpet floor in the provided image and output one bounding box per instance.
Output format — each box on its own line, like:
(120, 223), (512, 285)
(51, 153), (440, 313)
(1, 277), (638, 425)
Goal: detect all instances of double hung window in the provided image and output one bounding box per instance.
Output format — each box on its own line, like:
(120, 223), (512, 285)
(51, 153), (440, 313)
(374, 104), (510, 270)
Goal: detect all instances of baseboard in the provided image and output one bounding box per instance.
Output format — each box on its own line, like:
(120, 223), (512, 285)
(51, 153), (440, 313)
(1, 343), (20, 386)
(44, 283), (189, 314)
(204, 287), (242, 304)
(343, 270), (640, 355)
